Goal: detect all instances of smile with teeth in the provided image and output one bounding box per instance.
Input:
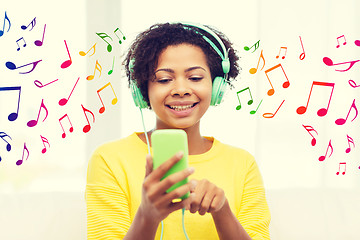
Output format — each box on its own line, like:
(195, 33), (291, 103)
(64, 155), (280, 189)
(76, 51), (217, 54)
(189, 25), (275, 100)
(168, 103), (197, 111)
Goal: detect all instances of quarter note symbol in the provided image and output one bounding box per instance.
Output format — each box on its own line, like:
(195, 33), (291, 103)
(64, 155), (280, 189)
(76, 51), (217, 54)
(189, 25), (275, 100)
(79, 43), (96, 56)
(262, 100), (285, 118)
(87, 60), (102, 80)
(21, 17), (36, 31)
(16, 143), (29, 166)
(0, 86), (21, 121)
(59, 77), (80, 106)
(59, 114), (74, 138)
(323, 57), (360, 72)
(335, 99), (358, 125)
(40, 135), (50, 154)
(34, 24), (46, 46)
(0, 132), (12, 162)
(250, 99), (263, 115)
(264, 63), (290, 96)
(299, 36), (305, 60)
(114, 28), (126, 44)
(81, 104), (95, 133)
(244, 40), (260, 53)
(61, 40), (72, 69)
(249, 49), (265, 74)
(6, 60), (42, 74)
(16, 37), (26, 51)
(108, 56), (115, 75)
(0, 11), (11, 37)
(302, 125), (318, 146)
(296, 81), (335, 117)
(336, 162), (346, 175)
(348, 79), (360, 88)
(318, 140), (333, 161)
(27, 99), (48, 127)
(276, 47), (287, 59)
(345, 135), (355, 154)
(336, 35), (346, 48)
(96, 32), (113, 52)
(235, 87), (253, 110)
(97, 82), (118, 114)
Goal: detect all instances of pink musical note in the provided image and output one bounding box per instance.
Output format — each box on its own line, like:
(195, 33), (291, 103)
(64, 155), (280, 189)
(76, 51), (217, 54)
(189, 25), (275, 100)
(16, 37), (26, 51)
(27, 99), (48, 127)
(323, 57), (360, 72)
(108, 56), (115, 75)
(114, 28), (126, 44)
(335, 99), (358, 125)
(345, 135), (355, 154)
(336, 162), (346, 175)
(61, 40), (72, 69)
(81, 104), (95, 133)
(244, 40), (260, 53)
(86, 60), (102, 80)
(262, 100), (285, 118)
(79, 43), (96, 56)
(299, 36), (305, 60)
(302, 125), (318, 146)
(0, 86), (21, 121)
(5, 60), (42, 74)
(16, 143), (29, 166)
(355, 40), (360, 47)
(276, 47), (287, 59)
(319, 140), (333, 161)
(235, 87), (253, 110)
(96, 32), (113, 52)
(0, 11), (11, 37)
(34, 24), (46, 46)
(97, 82), (118, 114)
(249, 49), (265, 74)
(59, 114), (74, 138)
(264, 63), (290, 96)
(296, 81), (335, 117)
(336, 35), (346, 48)
(250, 99), (263, 115)
(59, 77), (80, 106)
(34, 78), (58, 88)
(348, 79), (360, 88)
(0, 132), (12, 162)
(21, 17), (36, 31)
(40, 135), (50, 154)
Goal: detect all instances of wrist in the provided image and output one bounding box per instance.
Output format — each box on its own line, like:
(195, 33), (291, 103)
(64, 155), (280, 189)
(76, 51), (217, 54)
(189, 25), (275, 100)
(211, 199), (230, 219)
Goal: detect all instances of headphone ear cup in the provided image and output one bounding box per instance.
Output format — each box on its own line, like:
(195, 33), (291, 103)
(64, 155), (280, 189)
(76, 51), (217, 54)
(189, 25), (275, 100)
(210, 77), (227, 106)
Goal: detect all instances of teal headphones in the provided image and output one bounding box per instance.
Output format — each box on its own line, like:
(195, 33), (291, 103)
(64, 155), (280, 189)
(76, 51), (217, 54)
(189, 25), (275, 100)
(129, 22), (230, 109)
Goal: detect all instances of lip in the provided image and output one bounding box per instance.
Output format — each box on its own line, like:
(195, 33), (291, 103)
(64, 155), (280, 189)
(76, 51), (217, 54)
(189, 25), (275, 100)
(165, 102), (199, 117)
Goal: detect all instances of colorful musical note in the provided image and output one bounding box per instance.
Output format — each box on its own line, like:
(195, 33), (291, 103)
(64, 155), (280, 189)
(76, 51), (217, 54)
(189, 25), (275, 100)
(21, 17), (36, 31)
(0, 11), (11, 37)
(114, 28), (126, 44)
(299, 36), (305, 60)
(81, 104), (95, 133)
(345, 135), (355, 154)
(296, 81), (335, 117)
(61, 40), (72, 69)
(336, 162), (346, 175)
(264, 63), (290, 96)
(348, 79), (360, 88)
(0, 132), (12, 162)
(96, 32), (113, 52)
(318, 140), (333, 161)
(244, 40), (260, 53)
(40, 135), (50, 154)
(34, 78), (58, 88)
(323, 57), (360, 72)
(336, 35), (347, 48)
(79, 43), (96, 56)
(108, 56), (115, 75)
(335, 99), (358, 125)
(262, 100), (285, 118)
(249, 49), (265, 74)
(87, 60), (102, 80)
(0, 86), (21, 121)
(250, 99), (263, 115)
(59, 114), (74, 138)
(302, 125), (318, 146)
(16, 143), (29, 166)
(59, 77), (80, 106)
(355, 40), (360, 47)
(235, 87), (253, 110)
(276, 47), (287, 59)
(5, 60), (42, 74)
(34, 24), (46, 46)
(97, 82), (118, 114)
(27, 99), (48, 127)
(16, 37), (26, 51)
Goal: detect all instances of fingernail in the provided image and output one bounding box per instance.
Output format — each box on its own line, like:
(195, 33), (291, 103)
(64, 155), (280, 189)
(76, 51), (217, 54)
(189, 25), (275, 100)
(177, 151), (184, 158)
(188, 167), (195, 174)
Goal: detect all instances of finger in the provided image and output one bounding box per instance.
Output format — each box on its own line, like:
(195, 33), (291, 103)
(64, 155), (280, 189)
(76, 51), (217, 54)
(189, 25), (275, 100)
(145, 154), (153, 178)
(156, 166), (194, 195)
(168, 193), (195, 213)
(158, 180), (196, 206)
(199, 192), (215, 215)
(149, 151), (184, 181)
(208, 192), (226, 213)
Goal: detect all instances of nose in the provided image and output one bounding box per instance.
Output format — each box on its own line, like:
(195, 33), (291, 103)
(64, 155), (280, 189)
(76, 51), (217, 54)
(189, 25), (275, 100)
(170, 78), (192, 97)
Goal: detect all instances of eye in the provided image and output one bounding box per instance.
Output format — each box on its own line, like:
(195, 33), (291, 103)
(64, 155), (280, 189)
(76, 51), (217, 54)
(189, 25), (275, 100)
(189, 76), (203, 81)
(156, 78), (172, 84)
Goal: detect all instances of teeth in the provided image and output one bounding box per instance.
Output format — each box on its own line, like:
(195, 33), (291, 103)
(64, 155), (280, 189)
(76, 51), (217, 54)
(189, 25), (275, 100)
(169, 104), (194, 111)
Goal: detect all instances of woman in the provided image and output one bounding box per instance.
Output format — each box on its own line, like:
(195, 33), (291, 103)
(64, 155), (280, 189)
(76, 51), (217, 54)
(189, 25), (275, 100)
(86, 22), (270, 240)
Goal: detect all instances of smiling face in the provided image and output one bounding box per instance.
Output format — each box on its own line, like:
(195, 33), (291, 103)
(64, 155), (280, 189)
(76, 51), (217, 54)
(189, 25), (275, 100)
(148, 43), (213, 130)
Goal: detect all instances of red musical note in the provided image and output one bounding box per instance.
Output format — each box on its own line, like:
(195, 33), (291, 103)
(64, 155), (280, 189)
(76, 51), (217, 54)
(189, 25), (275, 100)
(16, 143), (29, 166)
(40, 135), (50, 154)
(0, 86), (21, 121)
(79, 43), (96, 56)
(296, 81), (335, 117)
(0, 11), (11, 37)
(335, 99), (358, 125)
(336, 162), (346, 175)
(355, 40), (360, 47)
(235, 87), (253, 110)
(59, 77), (80, 106)
(336, 35), (347, 48)
(264, 63), (290, 96)
(348, 79), (360, 88)
(108, 56), (115, 75)
(0, 132), (12, 162)
(81, 104), (95, 133)
(114, 28), (126, 44)
(59, 114), (74, 138)
(5, 59), (42, 74)
(276, 47), (287, 59)
(16, 37), (26, 51)
(34, 24), (46, 46)
(21, 17), (36, 31)
(86, 60), (102, 80)
(302, 125), (318, 146)
(244, 40), (260, 53)
(27, 99), (48, 127)
(319, 140), (333, 161)
(96, 32), (113, 52)
(250, 99), (263, 115)
(345, 135), (355, 154)
(61, 40), (72, 69)
(97, 82), (118, 114)
(323, 57), (360, 72)
(299, 36), (305, 60)
(249, 49), (265, 74)
(262, 100), (285, 118)
(34, 78), (58, 88)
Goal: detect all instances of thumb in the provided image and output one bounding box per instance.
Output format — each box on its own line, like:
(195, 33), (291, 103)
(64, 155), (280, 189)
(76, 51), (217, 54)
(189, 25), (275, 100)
(145, 154), (153, 177)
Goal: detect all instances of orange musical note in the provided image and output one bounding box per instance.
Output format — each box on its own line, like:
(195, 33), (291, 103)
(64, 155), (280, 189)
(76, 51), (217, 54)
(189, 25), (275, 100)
(114, 28), (126, 44)
(108, 56), (115, 75)
(323, 57), (360, 72)
(21, 17), (36, 31)
(79, 43), (96, 56)
(5, 59), (42, 74)
(40, 135), (50, 154)
(299, 36), (305, 60)
(16, 37), (26, 51)
(0, 132), (12, 162)
(348, 79), (360, 88)
(335, 99), (358, 125)
(27, 99), (48, 127)
(249, 49), (265, 74)
(0, 86), (21, 121)
(59, 114), (73, 138)
(0, 11), (11, 37)
(345, 135), (355, 153)
(235, 87), (253, 110)
(264, 63), (290, 96)
(336, 162), (346, 175)
(61, 40), (72, 69)
(250, 99), (263, 115)
(319, 140), (333, 161)
(302, 125), (318, 146)
(16, 143), (29, 166)
(97, 82), (118, 114)
(296, 81), (335, 117)
(34, 78), (58, 88)
(96, 32), (113, 52)
(244, 40), (260, 53)
(34, 24), (46, 46)
(59, 77), (80, 106)
(276, 47), (287, 59)
(262, 100), (285, 118)
(87, 60), (102, 80)
(336, 35), (346, 48)
(81, 104), (95, 133)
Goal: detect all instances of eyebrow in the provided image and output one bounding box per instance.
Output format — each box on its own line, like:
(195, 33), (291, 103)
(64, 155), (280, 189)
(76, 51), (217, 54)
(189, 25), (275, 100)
(154, 66), (206, 74)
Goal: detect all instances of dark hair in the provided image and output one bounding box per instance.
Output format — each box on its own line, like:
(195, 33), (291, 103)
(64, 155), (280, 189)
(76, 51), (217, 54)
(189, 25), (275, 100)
(123, 22), (240, 108)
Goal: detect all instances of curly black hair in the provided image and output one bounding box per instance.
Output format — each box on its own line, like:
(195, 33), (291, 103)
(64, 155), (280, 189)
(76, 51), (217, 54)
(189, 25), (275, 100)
(123, 22), (241, 108)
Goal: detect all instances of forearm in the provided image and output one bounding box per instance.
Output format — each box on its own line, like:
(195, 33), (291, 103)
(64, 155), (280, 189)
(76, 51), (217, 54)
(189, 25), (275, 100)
(123, 208), (159, 240)
(211, 200), (252, 240)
